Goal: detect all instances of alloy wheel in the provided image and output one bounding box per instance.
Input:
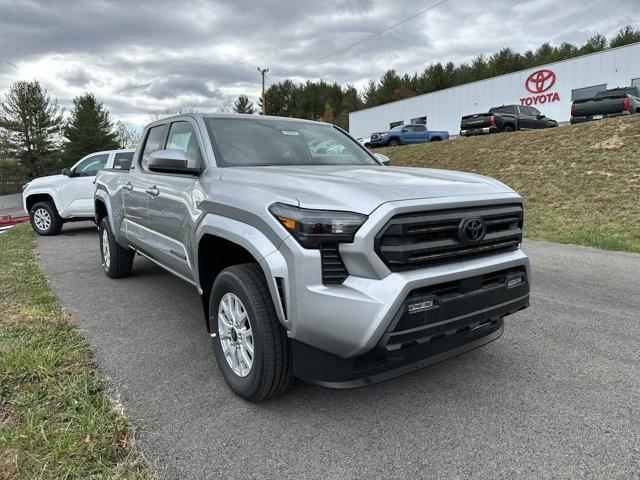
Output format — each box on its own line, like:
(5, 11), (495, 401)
(218, 292), (254, 377)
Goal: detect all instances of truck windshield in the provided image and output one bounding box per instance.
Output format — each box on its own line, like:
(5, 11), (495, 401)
(205, 117), (378, 167)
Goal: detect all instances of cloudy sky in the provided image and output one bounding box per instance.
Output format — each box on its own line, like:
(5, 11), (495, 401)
(1, 0), (638, 125)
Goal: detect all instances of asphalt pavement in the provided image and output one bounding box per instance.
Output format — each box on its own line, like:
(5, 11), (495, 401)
(36, 222), (640, 479)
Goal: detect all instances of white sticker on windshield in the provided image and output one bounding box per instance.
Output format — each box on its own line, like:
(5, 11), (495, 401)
(281, 130), (300, 136)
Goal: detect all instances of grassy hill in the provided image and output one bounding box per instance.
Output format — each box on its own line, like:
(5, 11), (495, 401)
(380, 115), (640, 253)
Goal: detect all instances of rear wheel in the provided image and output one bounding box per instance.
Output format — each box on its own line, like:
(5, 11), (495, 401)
(210, 263), (292, 401)
(29, 201), (63, 236)
(502, 124), (515, 133)
(99, 218), (134, 278)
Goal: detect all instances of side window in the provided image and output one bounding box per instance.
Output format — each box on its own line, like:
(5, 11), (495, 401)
(412, 125), (426, 132)
(73, 153), (109, 177)
(166, 121), (203, 169)
(529, 107), (541, 116)
(141, 125), (165, 170)
(113, 152), (134, 170)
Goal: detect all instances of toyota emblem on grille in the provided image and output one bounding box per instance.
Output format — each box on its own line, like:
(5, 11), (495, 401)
(459, 217), (487, 244)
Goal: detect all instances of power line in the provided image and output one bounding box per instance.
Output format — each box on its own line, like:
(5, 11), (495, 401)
(279, 0), (448, 76)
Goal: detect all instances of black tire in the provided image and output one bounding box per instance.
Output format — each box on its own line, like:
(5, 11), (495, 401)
(388, 139), (400, 147)
(210, 263), (293, 401)
(430, 137), (442, 141)
(29, 201), (63, 236)
(99, 218), (134, 278)
(502, 124), (515, 133)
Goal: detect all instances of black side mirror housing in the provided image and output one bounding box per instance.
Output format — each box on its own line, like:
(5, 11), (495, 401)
(61, 167), (71, 177)
(537, 114), (545, 119)
(148, 149), (200, 175)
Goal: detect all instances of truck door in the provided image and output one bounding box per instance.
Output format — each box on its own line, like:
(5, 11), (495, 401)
(122, 124), (166, 250)
(144, 119), (204, 281)
(60, 152), (110, 217)
(518, 106), (538, 129)
(411, 125), (428, 143)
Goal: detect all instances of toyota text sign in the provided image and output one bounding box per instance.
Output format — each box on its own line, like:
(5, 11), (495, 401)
(520, 69), (560, 106)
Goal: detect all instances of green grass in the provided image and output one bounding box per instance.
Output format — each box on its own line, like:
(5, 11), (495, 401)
(0, 223), (153, 479)
(380, 114), (640, 253)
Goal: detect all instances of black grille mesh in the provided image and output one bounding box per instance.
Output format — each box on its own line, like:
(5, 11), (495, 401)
(375, 204), (523, 271)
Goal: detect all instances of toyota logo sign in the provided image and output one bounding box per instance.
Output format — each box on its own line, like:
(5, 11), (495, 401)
(458, 217), (487, 244)
(525, 69), (556, 94)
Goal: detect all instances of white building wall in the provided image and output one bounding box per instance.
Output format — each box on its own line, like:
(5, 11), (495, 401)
(349, 42), (640, 139)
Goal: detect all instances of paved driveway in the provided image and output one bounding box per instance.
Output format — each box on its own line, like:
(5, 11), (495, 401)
(37, 222), (640, 479)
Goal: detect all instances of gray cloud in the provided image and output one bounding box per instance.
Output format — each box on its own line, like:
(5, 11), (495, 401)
(0, 0), (638, 123)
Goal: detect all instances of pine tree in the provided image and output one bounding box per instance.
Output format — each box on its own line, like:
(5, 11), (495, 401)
(0, 80), (63, 179)
(62, 93), (118, 165)
(233, 95), (256, 114)
(610, 26), (640, 48)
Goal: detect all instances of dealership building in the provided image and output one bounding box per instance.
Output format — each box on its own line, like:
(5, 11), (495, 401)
(348, 41), (640, 139)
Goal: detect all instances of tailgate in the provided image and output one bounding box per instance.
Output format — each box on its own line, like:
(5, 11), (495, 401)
(573, 97), (626, 116)
(461, 114), (491, 129)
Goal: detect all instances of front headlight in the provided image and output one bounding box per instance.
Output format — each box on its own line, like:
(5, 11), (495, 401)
(269, 202), (367, 249)
(21, 183), (29, 191)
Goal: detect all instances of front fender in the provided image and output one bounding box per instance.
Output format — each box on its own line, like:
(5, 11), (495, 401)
(195, 213), (289, 327)
(23, 186), (62, 215)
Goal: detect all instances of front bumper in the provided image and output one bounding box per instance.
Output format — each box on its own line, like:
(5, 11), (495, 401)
(292, 265), (529, 387)
(368, 137), (389, 147)
(460, 126), (498, 136)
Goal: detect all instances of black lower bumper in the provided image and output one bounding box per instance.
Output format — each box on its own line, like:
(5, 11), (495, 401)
(570, 111), (630, 124)
(293, 267), (530, 388)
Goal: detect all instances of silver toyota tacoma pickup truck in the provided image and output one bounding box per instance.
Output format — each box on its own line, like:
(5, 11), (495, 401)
(95, 114), (530, 401)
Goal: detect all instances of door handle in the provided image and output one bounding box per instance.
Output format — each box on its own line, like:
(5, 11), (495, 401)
(145, 185), (160, 197)
(123, 181), (133, 191)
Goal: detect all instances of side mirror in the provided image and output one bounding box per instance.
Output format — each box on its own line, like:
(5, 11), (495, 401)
(401, 128), (409, 133)
(537, 114), (545, 119)
(374, 153), (390, 166)
(148, 149), (200, 175)
(61, 167), (71, 177)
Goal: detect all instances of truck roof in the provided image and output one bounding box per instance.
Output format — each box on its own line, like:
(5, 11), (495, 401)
(146, 113), (323, 128)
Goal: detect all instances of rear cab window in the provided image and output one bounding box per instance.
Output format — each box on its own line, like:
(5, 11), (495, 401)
(113, 152), (134, 170)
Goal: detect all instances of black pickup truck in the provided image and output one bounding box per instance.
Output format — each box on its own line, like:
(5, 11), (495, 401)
(460, 105), (558, 136)
(570, 86), (640, 124)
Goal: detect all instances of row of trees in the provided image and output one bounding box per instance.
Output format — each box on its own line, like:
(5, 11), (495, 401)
(263, 25), (640, 123)
(0, 81), (126, 192)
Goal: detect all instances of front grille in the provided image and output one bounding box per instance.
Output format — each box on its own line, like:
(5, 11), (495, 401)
(375, 203), (523, 271)
(320, 244), (349, 285)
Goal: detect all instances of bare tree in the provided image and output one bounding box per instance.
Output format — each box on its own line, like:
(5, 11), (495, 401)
(115, 121), (143, 148)
(216, 98), (235, 114)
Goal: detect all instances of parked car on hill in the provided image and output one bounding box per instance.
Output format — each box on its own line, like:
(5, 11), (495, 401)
(570, 86), (640, 124)
(369, 124), (449, 147)
(356, 136), (372, 148)
(94, 114), (530, 401)
(460, 105), (558, 136)
(22, 149), (134, 235)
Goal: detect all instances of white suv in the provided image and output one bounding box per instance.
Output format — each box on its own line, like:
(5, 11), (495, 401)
(22, 149), (134, 235)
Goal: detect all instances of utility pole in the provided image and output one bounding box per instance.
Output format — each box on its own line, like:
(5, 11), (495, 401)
(257, 66), (269, 115)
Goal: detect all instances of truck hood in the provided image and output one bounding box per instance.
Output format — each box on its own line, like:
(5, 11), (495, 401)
(24, 174), (66, 190)
(220, 165), (515, 214)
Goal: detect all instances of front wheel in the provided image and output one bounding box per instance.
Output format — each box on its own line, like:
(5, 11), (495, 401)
(30, 201), (63, 236)
(99, 218), (134, 278)
(388, 139), (400, 147)
(210, 264), (292, 401)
